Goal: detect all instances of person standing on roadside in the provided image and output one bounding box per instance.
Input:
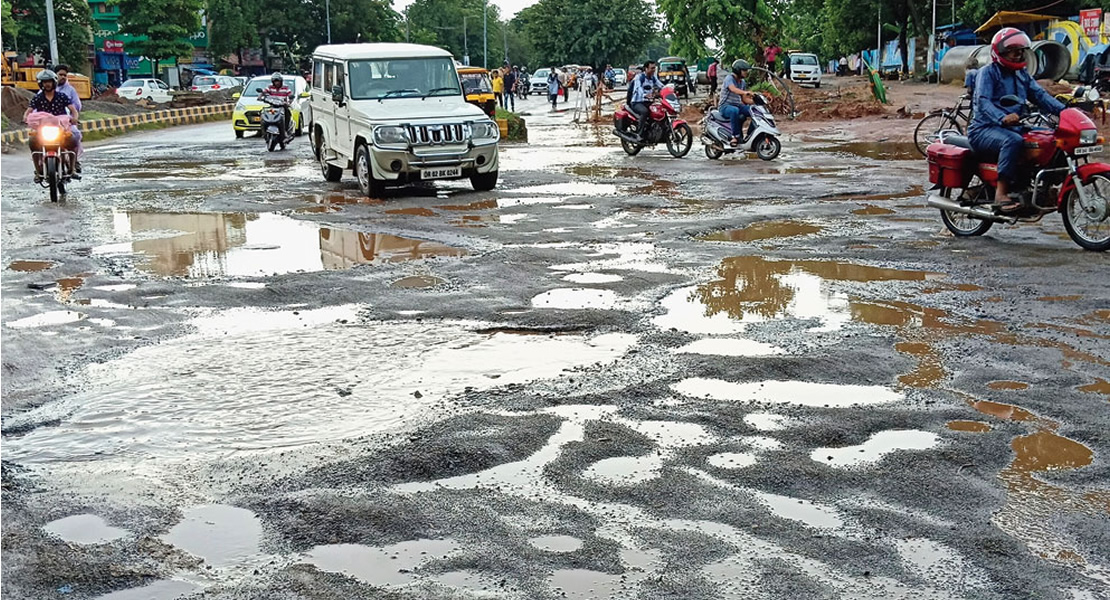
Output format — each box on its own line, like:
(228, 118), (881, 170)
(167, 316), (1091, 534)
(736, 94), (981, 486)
(763, 43), (781, 76)
(547, 67), (560, 110)
(707, 58), (719, 96)
(492, 69), (505, 109)
(502, 67), (516, 111)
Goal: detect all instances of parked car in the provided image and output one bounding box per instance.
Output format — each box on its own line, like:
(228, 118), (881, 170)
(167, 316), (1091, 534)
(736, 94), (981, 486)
(191, 75), (240, 93)
(231, 74), (311, 139)
(118, 78), (173, 103)
(789, 53), (822, 88)
(613, 68), (627, 86)
(309, 43), (500, 196)
(530, 68), (552, 95)
(658, 57), (693, 98)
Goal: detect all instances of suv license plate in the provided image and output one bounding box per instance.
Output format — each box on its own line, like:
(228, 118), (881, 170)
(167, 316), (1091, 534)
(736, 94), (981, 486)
(421, 166), (461, 180)
(1075, 145), (1103, 156)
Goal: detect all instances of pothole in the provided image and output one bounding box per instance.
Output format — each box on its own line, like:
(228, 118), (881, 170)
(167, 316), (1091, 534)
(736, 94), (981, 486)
(698, 220), (823, 242)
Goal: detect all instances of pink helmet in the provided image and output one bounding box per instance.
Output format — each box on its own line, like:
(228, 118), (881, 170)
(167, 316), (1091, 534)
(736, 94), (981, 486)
(990, 27), (1031, 71)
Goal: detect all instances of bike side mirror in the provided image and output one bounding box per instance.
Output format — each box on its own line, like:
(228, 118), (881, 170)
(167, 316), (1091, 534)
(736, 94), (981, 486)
(331, 85), (345, 105)
(999, 95), (1022, 108)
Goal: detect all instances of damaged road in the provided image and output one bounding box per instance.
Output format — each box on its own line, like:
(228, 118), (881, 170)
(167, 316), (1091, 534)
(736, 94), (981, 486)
(2, 98), (1109, 600)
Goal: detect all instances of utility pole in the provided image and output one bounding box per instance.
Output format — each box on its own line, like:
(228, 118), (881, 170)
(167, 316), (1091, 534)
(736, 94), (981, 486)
(483, 0), (488, 69)
(464, 16), (469, 65)
(877, 5), (881, 70)
(406, 13), (410, 42)
(326, 0), (332, 43)
(503, 22), (508, 64)
(45, 0), (60, 64)
(929, 0), (936, 75)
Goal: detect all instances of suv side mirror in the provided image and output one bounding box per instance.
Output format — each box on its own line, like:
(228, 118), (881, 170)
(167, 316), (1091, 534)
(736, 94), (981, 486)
(300, 91), (310, 99)
(331, 85), (345, 104)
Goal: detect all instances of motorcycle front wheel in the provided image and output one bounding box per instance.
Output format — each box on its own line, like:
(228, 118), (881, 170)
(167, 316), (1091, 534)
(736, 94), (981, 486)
(45, 156), (59, 203)
(1062, 173), (1110, 251)
(667, 123), (693, 158)
(754, 134), (781, 161)
(621, 138), (642, 156)
(267, 133), (280, 152)
(939, 184), (994, 237)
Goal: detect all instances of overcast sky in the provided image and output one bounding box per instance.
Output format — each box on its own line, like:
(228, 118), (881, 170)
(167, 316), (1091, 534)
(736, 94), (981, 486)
(392, 0), (540, 19)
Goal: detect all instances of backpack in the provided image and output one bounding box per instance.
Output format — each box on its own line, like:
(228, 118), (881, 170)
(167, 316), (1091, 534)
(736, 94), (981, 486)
(626, 78), (636, 104)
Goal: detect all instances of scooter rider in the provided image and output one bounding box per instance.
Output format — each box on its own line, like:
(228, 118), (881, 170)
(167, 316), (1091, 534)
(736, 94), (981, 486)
(23, 69), (80, 182)
(719, 59), (754, 146)
(258, 72), (294, 139)
(968, 27), (1064, 213)
(629, 60), (665, 140)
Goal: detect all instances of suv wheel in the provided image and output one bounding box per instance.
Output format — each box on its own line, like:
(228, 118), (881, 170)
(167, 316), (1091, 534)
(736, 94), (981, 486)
(355, 144), (385, 197)
(470, 170), (498, 191)
(318, 138), (343, 182)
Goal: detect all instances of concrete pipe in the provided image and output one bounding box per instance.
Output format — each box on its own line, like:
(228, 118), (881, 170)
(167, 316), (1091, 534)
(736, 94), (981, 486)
(939, 45), (985, 84)
(1031, 40), (1070, 81)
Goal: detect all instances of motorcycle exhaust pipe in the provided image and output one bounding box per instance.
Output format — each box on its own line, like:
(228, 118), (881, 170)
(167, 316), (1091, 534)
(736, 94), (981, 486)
(926, 194), (1013, 223)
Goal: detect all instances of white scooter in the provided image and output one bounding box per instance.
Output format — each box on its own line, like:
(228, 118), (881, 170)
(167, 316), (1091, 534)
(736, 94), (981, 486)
(701, 94), (782, 161)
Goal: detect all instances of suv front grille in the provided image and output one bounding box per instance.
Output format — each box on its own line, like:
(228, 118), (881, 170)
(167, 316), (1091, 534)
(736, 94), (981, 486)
(407, 123), (466, 145)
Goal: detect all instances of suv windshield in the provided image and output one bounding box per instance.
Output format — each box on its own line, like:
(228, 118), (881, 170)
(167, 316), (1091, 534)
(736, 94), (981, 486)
(792, 55), (819, 66)
(348, 57), (461, 100)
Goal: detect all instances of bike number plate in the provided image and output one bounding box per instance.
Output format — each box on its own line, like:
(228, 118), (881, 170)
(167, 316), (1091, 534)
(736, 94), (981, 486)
(421, 166), (461, 180)
(1075, 145), (1103, 156)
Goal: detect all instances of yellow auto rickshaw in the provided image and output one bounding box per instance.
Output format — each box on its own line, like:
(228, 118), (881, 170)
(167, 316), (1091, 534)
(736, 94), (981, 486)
(457, 66), (497, 117)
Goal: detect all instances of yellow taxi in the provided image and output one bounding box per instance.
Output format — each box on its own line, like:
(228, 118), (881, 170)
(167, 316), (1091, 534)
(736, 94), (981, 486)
(457, 67), (496, 117)
(232, 74), (310, 139)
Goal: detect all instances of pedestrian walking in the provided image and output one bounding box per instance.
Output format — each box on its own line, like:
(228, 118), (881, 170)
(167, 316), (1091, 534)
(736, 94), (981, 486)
(503, 67), (517, 111)
(492, 69), (505, 109)
(763, 43), (782, 76)
(547, 67), (560, 110)
(707, 58), (719, 96)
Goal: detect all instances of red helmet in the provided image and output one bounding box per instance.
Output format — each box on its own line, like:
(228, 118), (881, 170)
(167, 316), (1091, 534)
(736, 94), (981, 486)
(990, 27), (1031, 71)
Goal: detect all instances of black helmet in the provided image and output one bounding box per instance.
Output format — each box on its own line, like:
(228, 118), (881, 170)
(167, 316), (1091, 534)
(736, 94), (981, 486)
(271, 72), (284, 84)
(732, 59), (751, 74)
(36, 69), (59, 88)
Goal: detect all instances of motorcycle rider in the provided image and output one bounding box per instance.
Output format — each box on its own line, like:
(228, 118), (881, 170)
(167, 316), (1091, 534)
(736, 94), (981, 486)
(969, 27), (1064, 213)
(719, 59), (755, 146)
(53, 64), (84, 172)
(22, 69), (79, 182)
(629, 60), (665, 140)
(258, 72), (294, 140)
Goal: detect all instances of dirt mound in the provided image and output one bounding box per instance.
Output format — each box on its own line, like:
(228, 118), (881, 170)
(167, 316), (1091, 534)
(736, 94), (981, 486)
(1, 86), (34, 123)
(790, 83), (887, 121)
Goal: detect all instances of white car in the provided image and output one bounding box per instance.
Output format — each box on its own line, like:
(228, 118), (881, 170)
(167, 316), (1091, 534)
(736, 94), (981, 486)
(309, 43), (499, 196)
(530, 68), (552, 95)
(232, 75), (311, 138)
(191, 75), (240, 93)
(789, 53), (822, 88)
(118, 78), (173, 103)
(613, 68), (627, 86)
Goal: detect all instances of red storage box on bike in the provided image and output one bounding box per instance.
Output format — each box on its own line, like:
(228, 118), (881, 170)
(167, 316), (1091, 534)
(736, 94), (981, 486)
(926, 142), (973, 188)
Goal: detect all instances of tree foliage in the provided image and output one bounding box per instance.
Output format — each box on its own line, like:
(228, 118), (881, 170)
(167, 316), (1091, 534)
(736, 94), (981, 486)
(261, 0), (400, 54)
(207, 0), (259, 60)
(516, 0), (655, 69)
(405, 0), (504, 67)
(3, 0), (92, 68)
(111, 0), (204, 67)
(658, 0), (778, 65)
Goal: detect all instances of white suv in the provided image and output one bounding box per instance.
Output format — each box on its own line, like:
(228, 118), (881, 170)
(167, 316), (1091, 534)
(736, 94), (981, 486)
(309, 43), (499, 196)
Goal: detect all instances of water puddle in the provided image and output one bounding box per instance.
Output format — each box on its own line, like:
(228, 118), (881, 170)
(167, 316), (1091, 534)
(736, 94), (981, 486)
(1037, 295), (1083, 302)
(531, 288), (618, 310)
(743, 412), (790, 431)
(93, 211), (465, 277)
(386, 207), (438, 217)
(1077, 378), (1110, 397)
(894, 538), (989, 590)
(706, 452), (758, 469)
(511, 182), (619, 196)
(698, 221), (823, 242)
(304, 539), (460, 587)
(5, 310), (86, 329)
(528, 535), (584, 552)
(162, 505), (262, 568)
(391, 275), (445, 289)
(674, 338), (783, 357)
(819, 142), (920, 161)
(971, 399), (1038, 423)
(988, 380), (1030, 391)
(435, 199), (498, 211)
(7, 260), (57, 272)
(562, 272), (623, 284)
(894, 341), (944, 388)
(852, 205), (896, 216)
(93, 580), (199, 600)
(947, 420), (992, 433)
(582, 455), (664, 485)
(548, 568), (636, 599)
(54, 276), (86, 303)
(43, 514), (129, 544)
(673, 379), (903, 408)
(812, 430), (940, 468)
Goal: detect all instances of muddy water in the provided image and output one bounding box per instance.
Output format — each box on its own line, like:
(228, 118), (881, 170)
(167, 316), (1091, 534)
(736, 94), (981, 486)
(988, 380), (1031, 391)
(946, 420), (993, 433)
(852, 205), (896, 216)
(820, 142), (921, 161)
(1078, 378), (1110, 397)
(698, 221), (823, 242)
(894, 341), (944, 388)
(94, 211), (464, 277)
(390, 275), (445, 289)
(6, 260), (57, 272)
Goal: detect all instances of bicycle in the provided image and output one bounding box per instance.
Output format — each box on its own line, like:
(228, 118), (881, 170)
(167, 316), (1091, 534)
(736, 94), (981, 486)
(914, 94), (972, 156)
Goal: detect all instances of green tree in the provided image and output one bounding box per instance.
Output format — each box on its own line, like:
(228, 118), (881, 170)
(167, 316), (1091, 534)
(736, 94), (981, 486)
(261, 0), (400, 61)
(111, 0), (204, 75)
(406, 0), (501, 66)
(517, 0), (654, 68)
(207, 0), (260, 63)
(657, 0), (778, 67)
(4, 0), (92, 68)
(1, 1), (18, 45)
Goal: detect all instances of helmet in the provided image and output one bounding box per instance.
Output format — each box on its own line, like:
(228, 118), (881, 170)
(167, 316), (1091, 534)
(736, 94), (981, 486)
(36, 69), (58, 88)
(732, 59), (751, 74)
(990, 27), (1031, 71)
(271, 72), (284, 84)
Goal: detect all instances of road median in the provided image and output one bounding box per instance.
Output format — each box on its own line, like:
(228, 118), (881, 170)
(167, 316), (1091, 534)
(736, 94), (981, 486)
(1, 103), (235, 145)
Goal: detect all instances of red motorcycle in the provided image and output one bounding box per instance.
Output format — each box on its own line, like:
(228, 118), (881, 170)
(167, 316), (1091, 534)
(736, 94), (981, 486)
(613, 84), (693, 158)
(925, 96), (1110, 251)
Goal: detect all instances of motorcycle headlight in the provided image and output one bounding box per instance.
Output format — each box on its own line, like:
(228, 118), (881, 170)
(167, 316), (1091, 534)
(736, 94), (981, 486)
(40, 126), (61, 143)
(470, 120), (499, 144)
(1080, 129), (1098, 145)
(373, 125), (408, 147)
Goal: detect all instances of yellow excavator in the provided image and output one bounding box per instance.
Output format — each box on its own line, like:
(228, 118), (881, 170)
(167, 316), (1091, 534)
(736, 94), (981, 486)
(3, 52), (92, 99)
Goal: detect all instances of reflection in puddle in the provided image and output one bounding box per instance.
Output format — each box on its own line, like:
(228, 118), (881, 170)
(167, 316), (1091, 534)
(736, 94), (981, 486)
(162, 505), (262, 568)
(583, 455), (664, 485)
(988, 380), (1030, 391)
(698, 220), (823, 242)
(820, 142), (920, 160)
(305, 539), (460, 587)
(812, 430), (940, 468)
(94, 212), (465, 277)
(43, 514), (129, 544)
(5, 310), (86, 329)
(93, 580), (199, 600)
(563, 272), (623, 284)
(947, 420), (992, 433)
(532, 288), (618, 310)
(7, 260), (56, 272)
(386, 206), (437, 217)
(673, 379), (902, 408)
(511, 181), (619, 196)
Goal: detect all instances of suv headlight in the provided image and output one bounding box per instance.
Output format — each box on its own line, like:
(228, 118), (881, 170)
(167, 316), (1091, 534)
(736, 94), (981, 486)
(1080, 129), (1098, 145)
(470, 120), (499, 144)
(373, 125), (408, 147)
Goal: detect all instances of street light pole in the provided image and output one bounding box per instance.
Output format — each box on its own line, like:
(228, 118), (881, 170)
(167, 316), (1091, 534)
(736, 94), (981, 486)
(928, 0), (936, 75)
(483, 0), (488, 69)
(464, 16), (469, 65)
(45, 0), (60, 64)
(326, 0), (332, 43)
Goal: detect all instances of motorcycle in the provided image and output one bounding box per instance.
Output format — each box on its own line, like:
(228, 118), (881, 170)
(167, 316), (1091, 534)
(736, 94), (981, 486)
(260, 94), (294, 152)
(28, 113), (77, 203)
(924, 95), (1110, 251)
(700, 94), (782, 161)
(613, 84), (693, 158)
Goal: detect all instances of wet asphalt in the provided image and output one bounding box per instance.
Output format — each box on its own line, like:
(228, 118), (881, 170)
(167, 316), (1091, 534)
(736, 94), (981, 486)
(2, 93), (1109, 600)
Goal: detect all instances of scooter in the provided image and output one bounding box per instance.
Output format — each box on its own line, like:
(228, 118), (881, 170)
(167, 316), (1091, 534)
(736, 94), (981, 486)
(612, 84), (693, 158)
(27, 112), (78, 203)
(700, 94), (782, 161)
(924, 95), (1110, 251)
(260, 95), (294, 152)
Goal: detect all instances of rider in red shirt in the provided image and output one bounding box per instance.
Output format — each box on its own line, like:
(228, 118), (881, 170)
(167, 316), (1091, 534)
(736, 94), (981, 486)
(258, 73), (293, 138)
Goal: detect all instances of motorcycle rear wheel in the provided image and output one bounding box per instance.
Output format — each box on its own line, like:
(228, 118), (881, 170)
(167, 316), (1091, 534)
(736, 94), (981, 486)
(621, 138), (642, 156)
(1061, 174), (1110, 251)
(939, 184), (994, 237)
(705, 144), (723, 160)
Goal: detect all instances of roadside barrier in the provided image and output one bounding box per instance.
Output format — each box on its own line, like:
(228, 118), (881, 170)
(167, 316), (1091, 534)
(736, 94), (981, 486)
(1, 103), (235, 144)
